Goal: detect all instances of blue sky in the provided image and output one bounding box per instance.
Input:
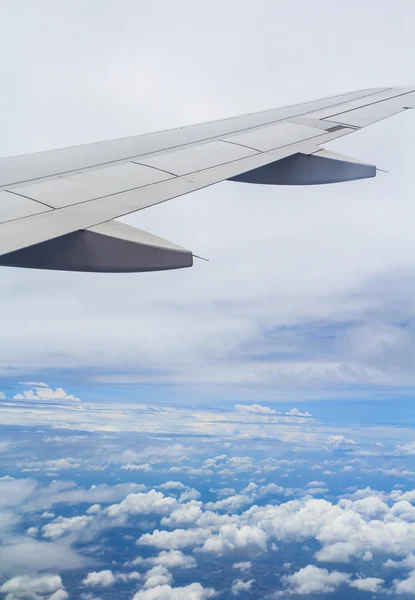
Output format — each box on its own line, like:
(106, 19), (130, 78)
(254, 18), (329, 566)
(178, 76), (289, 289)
(2, 0), (415, 598)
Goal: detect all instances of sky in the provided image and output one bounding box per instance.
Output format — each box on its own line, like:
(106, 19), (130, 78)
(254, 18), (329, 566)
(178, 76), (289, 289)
(2, 0), (415, 598)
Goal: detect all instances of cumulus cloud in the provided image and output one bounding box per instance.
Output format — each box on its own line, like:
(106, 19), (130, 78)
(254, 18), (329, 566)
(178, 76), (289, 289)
(13, 386), (80, 402)
(132, 582), (215, 599)
(200, 524), (267, 555)
(231, 578), (254, 594)
(42, 515), (92, 540)
(144, 566), (173, 588)
(159, 482), (186, 490)
(179, 488), (201, 503)
(394, 570), (415, 594)
(49, 591), (69, 600)
(282, 565), (350, 595)
(82, 570), (116, 588)
(244, 494), (415, 563)
(349, 577), (384, 592)
(0, 574), (67, 599)
(143, 550), (197, 570)
(205, 482), (284, 512)
(161, 502), (204, 528)
(138, 528), (210, 550)
(106, 490), (177, 521)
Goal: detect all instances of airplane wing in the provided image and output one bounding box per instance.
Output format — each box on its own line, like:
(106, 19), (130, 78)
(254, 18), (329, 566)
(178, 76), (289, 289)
(0, 86), (414, 272)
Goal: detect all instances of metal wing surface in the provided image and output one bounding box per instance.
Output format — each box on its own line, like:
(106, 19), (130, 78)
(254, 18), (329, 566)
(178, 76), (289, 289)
(0, 86), (414, 272)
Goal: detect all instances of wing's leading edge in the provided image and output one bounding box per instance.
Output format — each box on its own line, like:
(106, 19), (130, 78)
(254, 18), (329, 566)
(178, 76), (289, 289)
(0, 86), (414, 272)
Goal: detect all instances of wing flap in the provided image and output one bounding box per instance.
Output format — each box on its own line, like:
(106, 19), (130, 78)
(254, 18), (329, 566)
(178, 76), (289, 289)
(0, 220), (192, 272)
(229, 149), (376, 185)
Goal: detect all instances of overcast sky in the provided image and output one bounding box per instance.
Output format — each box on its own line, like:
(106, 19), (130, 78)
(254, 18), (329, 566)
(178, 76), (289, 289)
(1, 0), (415, 400)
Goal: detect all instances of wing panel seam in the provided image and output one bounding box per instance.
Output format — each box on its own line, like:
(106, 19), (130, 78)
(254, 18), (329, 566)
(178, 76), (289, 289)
(320, 89), (415, 120)
(5, 189), (55, 209)
(1, 129), (333, 221)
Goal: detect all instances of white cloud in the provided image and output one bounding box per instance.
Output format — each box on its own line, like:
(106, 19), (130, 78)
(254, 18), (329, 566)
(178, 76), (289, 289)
(159, 482), (186, 490)
(0, 574), (66, 599)
(146, 550), (197, 570)
(282, 565), (350, 595)
(328, 435), (356, 446)
(82, 570), (116, 587)
(395, 441), (415, 455)
(121, 463), (152, 472)
(245, 494), (415, 563)
(349, 577), (384, 593)
(132, 582), (215, 599)
(179, 488), (201, 503)
(13, 386), (80, 402)
(205, 482), (284, 512)
(138, 528), (210, 550)
(232, 561), (252, 572)
(200, 524), (267, 555)
(384, 554), (415, 570)
(161, 502), (204, 528)
(42, 515), (92, 540)
(86, 504), (102, 515)
(235, 404), (276, 414)
(116, 572), (142, 583)
(394, 570), (415, 594)
(144, 566), (173, 588)
(106, 490), (177, 521)
(285, 408), (312, 417)
(231, 578), (254, 594)
(49, 591), (69, 600)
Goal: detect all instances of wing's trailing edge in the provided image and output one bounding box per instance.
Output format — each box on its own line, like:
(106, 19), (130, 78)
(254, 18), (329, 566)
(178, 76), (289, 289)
(0, 221), (193, 273)
(0, 86), (414, 273)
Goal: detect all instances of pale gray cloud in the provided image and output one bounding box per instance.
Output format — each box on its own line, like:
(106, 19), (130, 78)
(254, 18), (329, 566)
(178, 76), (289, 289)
(0, 0), (414, 398)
